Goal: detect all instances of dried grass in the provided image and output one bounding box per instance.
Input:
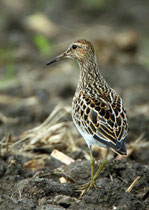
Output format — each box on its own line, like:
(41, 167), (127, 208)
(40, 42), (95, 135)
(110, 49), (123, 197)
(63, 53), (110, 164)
(0, 105), (78, 158)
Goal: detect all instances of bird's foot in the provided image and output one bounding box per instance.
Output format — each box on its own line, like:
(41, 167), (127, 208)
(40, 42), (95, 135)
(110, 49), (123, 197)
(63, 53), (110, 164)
(75, 179), (97, 197)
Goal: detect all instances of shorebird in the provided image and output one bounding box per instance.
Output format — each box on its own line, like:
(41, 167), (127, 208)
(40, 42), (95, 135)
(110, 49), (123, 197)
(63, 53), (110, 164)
(47, 39), (128, 192)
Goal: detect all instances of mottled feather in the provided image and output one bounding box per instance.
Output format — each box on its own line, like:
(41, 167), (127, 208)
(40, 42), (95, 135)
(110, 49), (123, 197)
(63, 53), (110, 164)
(72, 90), (128, 155)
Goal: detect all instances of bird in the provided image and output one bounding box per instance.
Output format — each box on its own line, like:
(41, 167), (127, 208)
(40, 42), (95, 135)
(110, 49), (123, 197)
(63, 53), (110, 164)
(47, 39), (128, 192)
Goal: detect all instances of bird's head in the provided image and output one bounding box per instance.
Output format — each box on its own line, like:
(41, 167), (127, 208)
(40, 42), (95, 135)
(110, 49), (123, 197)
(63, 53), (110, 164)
(47, 39), (95, 65)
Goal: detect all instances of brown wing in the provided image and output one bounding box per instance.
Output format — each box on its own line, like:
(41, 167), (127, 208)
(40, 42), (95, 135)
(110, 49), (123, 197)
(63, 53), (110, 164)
(73, 92), (128, 154)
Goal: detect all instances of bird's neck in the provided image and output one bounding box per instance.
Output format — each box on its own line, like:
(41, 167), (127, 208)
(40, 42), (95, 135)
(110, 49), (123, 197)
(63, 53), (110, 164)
(77, 56), (108, 93)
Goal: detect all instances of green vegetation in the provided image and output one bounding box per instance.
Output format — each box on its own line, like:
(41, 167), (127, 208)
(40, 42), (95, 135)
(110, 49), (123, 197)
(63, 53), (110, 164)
(0, 46), (18, 89)
(33, 34), (52, 56)
(142, 35), (149, 69)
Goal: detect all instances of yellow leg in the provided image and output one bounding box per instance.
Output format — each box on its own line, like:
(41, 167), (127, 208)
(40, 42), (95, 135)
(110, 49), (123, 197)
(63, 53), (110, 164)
(89, 146), (96, 188)
(75, 148), (109, 195)
(93, 148), (109, 181)
(75, 147), (96, 196)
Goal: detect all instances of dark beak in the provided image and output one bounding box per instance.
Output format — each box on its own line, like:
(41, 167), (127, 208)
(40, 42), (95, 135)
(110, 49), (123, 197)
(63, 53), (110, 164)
(46, 52), (67, 65)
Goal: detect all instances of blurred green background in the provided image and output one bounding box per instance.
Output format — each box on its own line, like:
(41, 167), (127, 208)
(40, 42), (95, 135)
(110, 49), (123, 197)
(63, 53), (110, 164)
(0, 2), (149, 208)
(0, 0), (149, 76)
(0, 0), (149, 141)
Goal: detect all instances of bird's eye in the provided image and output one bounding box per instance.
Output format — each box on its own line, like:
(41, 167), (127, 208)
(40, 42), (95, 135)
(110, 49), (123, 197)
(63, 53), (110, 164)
(72, 45), (78, 50)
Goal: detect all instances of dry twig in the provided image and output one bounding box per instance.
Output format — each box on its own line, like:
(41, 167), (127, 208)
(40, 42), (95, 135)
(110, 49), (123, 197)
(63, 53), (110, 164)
(51, 149), (75, 165)
(126, 176), (141, 193)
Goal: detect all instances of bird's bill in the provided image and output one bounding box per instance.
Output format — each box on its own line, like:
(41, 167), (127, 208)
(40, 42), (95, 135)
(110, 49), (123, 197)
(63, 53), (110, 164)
(46, 52), (67, 65)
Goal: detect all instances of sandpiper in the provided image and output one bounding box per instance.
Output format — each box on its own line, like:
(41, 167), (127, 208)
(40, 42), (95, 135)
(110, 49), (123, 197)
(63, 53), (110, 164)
(47, 39), (128, 191)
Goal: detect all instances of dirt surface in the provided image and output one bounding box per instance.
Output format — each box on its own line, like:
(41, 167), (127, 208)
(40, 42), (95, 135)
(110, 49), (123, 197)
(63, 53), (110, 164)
(0, 155), (148, 210)
(0, 0), (149, 210)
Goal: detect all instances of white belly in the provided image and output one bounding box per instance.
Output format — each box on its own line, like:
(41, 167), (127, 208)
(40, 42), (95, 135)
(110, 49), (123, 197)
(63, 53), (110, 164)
(73, 120), (106, 148)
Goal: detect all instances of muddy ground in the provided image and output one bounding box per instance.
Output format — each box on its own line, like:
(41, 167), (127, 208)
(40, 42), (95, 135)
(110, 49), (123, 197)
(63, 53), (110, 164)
(0, 0), (149, 210)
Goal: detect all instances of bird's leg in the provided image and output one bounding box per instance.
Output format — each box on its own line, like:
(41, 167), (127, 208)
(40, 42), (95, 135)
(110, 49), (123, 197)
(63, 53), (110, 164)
(75, 146), (96, 196)
(75, 148), (109, 195)
(75, 147), (95, 192)
(93, 148), (109, 181)
(89, 146), (96, 188)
